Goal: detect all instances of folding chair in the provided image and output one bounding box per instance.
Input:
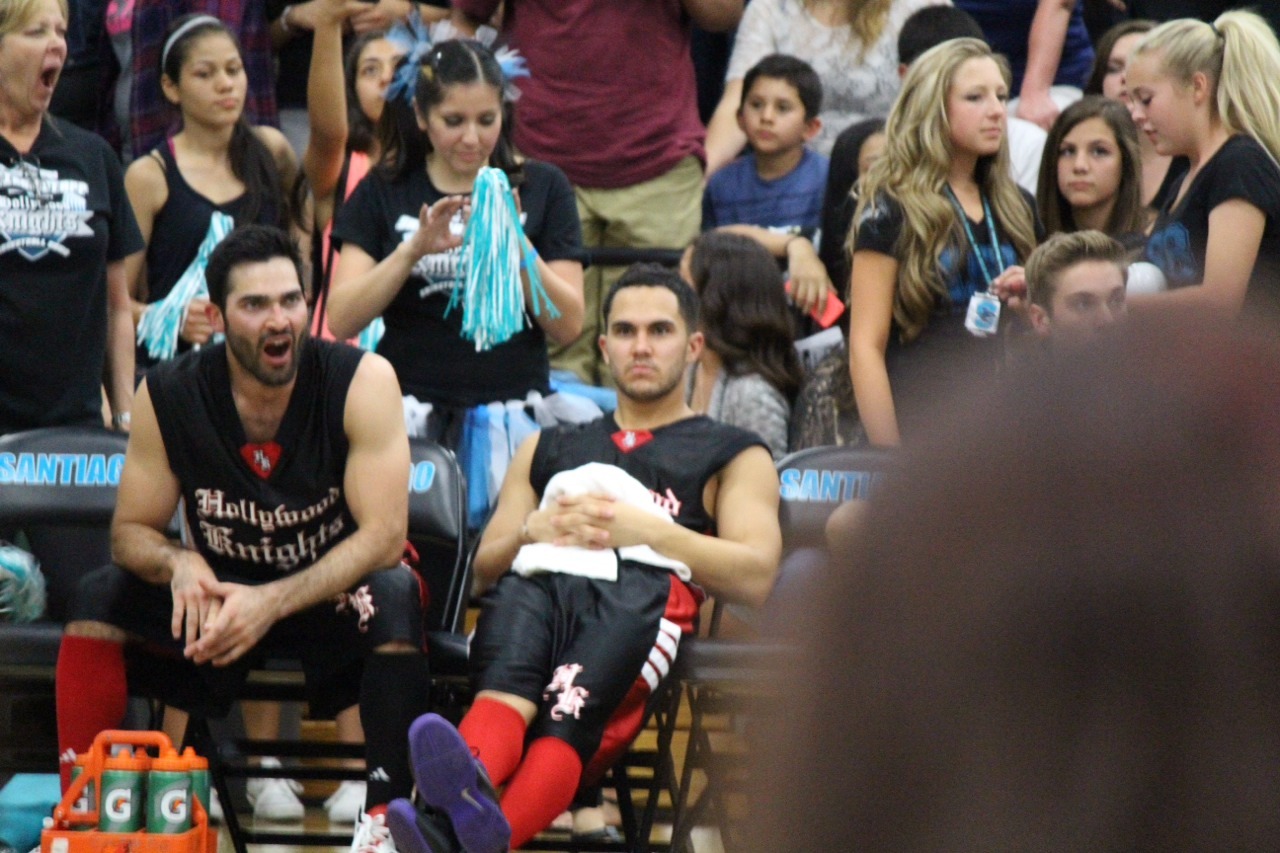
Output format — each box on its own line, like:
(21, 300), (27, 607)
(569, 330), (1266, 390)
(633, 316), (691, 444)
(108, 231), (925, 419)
(408, 438), (473, 718)
(189, 437), (472, 853)
(774, 444), (893, 552)
(665, 445), (893, 851)
(0, 426), (129, 773)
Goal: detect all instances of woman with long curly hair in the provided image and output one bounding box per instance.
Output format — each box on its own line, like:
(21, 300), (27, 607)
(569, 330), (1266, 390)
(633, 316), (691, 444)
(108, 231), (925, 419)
(848, 37), (1037, 446)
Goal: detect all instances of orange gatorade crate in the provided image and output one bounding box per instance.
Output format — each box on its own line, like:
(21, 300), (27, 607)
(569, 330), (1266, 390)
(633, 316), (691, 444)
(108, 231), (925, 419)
(41, 731), (215, 853)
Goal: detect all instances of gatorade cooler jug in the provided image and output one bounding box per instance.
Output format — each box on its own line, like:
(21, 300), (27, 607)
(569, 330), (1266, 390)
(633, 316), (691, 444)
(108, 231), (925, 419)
(98, 749), (146, 833)
(147, 749), (192, 834)
(180, 748), (209, 821)
(68, 753), (93, 831)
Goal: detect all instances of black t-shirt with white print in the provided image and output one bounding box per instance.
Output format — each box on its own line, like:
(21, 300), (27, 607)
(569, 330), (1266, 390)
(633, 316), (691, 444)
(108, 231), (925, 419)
(0, 115), (143, 434)
(331, 159), (582, 408)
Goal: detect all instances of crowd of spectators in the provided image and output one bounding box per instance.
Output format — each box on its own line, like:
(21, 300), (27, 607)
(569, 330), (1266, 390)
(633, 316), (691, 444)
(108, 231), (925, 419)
(6, 0), (1280, 847)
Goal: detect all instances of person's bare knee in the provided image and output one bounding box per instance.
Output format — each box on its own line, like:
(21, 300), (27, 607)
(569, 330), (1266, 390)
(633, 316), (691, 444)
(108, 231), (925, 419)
(372, 640), (417, 654)
(335, 705), (364, 743)
(162, 706), (188, 745)
(475, 689), (538, 725)
(63, 620), (127, 642)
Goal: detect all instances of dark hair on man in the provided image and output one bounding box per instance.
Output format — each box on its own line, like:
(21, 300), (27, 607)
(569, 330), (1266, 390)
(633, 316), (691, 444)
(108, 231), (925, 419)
(749, 319), (1280, 853)
(897, 6), (985, 67)
(206, 225), (304, 312)
(740, 54), (823, 121)
(603, 263), (700, 332)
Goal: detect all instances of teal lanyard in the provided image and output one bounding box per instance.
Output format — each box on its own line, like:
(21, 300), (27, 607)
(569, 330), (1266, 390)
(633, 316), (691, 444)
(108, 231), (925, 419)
(944, 185), (1005, 291)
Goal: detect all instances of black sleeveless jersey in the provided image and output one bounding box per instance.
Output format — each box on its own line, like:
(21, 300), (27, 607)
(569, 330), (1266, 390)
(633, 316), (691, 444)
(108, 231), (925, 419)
(529, 414), (765, 537)
(147, 339), (364, 580)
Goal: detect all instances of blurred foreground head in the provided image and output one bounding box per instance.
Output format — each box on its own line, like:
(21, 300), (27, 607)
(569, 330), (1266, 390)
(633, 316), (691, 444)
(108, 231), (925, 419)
(751, 317), (1280, 851)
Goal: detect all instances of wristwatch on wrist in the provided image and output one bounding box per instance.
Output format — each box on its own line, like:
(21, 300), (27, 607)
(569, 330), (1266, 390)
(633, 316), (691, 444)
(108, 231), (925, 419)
(112, 411), (132, 431)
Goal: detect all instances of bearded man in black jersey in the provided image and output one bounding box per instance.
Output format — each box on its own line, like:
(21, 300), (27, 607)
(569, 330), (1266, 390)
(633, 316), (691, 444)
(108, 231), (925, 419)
(54, 225), (432, 853)
(384, 265), (782, 853)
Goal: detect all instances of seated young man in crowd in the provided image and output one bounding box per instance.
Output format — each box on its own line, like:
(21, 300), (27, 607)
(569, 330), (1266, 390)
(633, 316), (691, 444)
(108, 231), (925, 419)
(54, 225), (429, 853)
(383, 264), (783, 853)
(1027, 230), (1129, 345)
(704, 53), (834, 321)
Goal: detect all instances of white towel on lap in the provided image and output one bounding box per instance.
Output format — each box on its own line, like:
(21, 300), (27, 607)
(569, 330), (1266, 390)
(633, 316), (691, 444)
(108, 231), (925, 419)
(511, 462), (691, 582)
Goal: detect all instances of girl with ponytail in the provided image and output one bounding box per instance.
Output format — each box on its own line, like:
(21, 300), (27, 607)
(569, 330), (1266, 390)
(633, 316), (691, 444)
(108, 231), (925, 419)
(1127, 11), (1280, 317)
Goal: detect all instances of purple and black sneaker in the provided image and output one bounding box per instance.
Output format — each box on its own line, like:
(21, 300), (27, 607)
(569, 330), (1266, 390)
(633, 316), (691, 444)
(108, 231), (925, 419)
(402, 713), (509, 853)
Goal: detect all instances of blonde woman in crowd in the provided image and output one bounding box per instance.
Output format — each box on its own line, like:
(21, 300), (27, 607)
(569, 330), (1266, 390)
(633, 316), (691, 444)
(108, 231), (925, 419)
(1127, 11), (1280, 318)
(847, 37), (1036, 447)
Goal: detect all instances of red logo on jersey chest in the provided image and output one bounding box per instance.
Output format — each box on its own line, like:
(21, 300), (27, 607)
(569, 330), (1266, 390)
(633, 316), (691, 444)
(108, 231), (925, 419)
(611, 429), (653, 453)
(240, 442), (282, 479)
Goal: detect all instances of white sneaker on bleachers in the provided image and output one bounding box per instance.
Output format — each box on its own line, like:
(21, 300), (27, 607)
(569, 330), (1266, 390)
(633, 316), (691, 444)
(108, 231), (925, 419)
(325, 781), (366, 824)
(246, 757), (305, 821)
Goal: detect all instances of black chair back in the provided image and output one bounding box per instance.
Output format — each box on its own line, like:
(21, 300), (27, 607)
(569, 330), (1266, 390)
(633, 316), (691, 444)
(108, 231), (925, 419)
(775, 444), (893, 552)
(406, 438), (469, 634)
(0, 427), (128, 770)
(0, 426), (126, 527)
(0, 426), (129, 621)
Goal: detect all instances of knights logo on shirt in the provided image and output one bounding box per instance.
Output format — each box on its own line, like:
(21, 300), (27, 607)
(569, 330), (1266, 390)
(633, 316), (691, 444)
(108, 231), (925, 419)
(0, 160), (95, 262)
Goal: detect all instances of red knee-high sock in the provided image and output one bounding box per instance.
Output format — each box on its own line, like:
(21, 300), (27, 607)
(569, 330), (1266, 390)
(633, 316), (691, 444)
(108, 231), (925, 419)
(500, 737), (582, 849)
(56, 635), (127, 790)
(457, 697), (527, 787)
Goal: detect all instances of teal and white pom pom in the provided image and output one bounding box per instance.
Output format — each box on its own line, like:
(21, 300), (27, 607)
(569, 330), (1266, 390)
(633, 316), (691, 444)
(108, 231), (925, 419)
(449, 167), (559, 352)
(0, 542), (45, 623)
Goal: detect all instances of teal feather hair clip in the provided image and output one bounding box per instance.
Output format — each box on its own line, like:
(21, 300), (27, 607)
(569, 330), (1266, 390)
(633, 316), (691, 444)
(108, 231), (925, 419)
(384, 14), (530, 106)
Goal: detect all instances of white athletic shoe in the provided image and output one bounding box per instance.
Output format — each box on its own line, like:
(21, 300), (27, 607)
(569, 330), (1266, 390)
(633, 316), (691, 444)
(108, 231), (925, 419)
(349, 812), (397, 853)
(246, 757), (305, 821)
(325, 781), (367, 824)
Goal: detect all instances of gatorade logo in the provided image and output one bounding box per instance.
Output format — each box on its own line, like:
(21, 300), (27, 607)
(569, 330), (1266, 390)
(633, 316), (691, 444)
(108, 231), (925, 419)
(106, 790), (133, 821)
(160, 789), (188, 821)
